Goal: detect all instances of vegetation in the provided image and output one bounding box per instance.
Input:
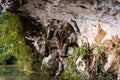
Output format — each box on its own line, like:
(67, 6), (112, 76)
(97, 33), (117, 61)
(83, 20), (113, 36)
(58, 46), (92, 80)
(0, 5), (119, 80)
(58, 45), (117, 80)
(0, 12), (32, 73)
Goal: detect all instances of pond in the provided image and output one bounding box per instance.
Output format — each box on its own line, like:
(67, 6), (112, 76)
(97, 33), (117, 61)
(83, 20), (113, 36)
(0, 65), (51, 80)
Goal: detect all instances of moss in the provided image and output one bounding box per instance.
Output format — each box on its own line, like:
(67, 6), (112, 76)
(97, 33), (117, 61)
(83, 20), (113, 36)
(0, 12), (32, 72)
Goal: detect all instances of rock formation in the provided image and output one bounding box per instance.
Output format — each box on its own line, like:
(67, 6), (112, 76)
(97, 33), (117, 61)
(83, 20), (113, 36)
(0, 0), (120, 79)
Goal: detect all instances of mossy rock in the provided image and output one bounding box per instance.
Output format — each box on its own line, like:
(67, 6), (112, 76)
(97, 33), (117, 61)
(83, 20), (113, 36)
(0, 12), (32, 72)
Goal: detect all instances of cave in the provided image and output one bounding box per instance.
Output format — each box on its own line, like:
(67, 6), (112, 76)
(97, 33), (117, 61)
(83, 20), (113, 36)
(0, 0), (120, 79)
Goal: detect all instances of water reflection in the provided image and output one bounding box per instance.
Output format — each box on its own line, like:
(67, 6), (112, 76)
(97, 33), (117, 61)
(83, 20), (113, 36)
(0, 65), (48, 80)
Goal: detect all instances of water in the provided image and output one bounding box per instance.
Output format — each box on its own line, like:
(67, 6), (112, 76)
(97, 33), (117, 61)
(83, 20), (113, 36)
(0, 65), (49, 80)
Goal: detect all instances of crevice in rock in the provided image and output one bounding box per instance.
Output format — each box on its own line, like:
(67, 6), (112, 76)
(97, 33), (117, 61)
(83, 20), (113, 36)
(0, 0), (120, 79)
(19, 16), (80, 75)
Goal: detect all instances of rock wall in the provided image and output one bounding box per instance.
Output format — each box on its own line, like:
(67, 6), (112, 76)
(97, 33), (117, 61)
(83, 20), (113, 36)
(14, 0), (120, 45)
(0, 0), (120, 44)
(0, 0), (120, 78)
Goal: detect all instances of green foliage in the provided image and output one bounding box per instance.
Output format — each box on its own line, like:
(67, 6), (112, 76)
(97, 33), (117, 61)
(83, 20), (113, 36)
(74, 46), (93, 57)
(96, 46), (108, 52)
(0, 12), (32, 71)
(0, 53), (17, 65)
(59, 45), (116, 80)
(58, 46), (92, 80)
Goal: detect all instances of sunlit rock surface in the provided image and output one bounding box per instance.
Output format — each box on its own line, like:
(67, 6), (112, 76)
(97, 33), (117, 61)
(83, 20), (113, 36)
(0, 0), (120, 44)
(0, 0), (120, 79)
(14, 0), (120, 45)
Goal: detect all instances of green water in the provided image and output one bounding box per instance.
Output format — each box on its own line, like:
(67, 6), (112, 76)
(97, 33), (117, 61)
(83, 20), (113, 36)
(0, 65), (48, 80)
